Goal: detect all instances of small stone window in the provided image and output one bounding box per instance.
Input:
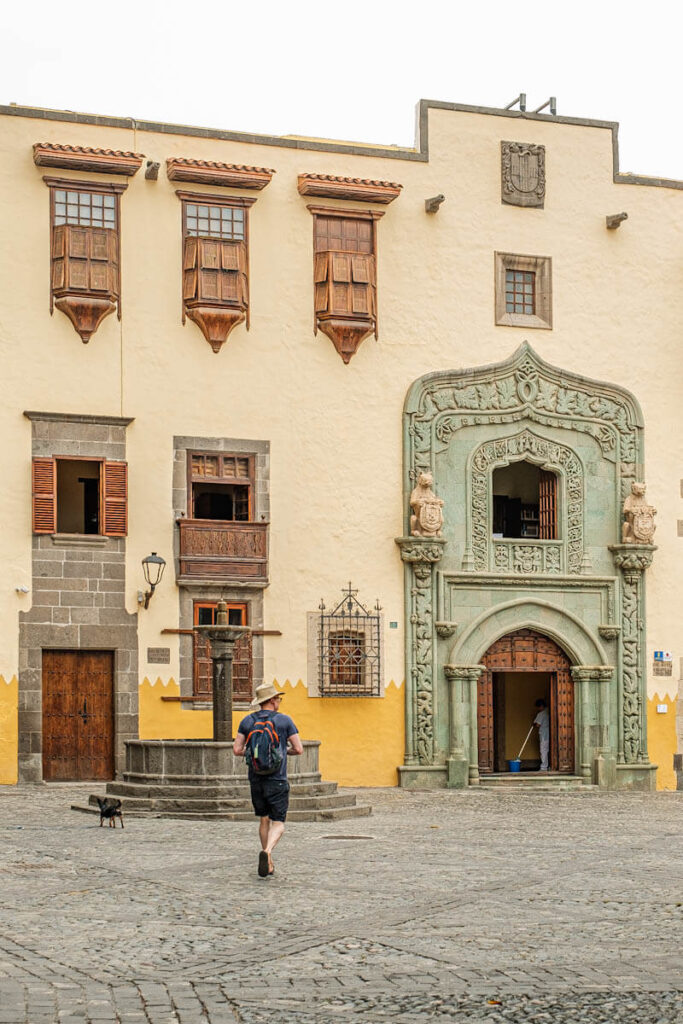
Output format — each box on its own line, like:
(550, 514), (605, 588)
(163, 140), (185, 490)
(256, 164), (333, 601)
(493, 462), (557, 539)
(495, 252), (552, 329)
(505, 269), (535, 315)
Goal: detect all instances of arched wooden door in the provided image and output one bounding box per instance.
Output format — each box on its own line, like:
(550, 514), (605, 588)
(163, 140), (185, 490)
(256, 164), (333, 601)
(478, 629), (574, 773)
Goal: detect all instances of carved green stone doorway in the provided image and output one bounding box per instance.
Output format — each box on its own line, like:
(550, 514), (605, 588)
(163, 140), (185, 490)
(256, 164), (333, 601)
(397, 345), (657, 791)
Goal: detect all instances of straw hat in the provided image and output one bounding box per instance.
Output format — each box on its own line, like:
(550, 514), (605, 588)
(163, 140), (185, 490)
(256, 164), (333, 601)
(249, 681), (284, 709)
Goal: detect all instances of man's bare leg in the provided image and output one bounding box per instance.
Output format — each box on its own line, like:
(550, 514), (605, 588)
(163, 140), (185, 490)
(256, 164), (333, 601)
(259, 816), (270, 850)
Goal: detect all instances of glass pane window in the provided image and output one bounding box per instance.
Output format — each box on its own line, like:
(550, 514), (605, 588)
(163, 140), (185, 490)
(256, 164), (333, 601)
(54, 190), (117, 228)
(505, 269), (535, 315)
(185, 203), (245, 240)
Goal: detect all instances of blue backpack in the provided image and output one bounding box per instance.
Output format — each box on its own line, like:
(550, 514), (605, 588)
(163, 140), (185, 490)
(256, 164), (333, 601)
(244, 713), (283, 776)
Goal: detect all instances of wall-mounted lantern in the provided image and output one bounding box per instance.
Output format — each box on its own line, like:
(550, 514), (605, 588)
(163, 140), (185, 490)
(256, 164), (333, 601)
(139, 552), (166, 609)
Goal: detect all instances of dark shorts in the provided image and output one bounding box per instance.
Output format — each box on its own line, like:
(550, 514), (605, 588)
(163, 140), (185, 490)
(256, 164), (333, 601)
(249, 776), (290, 822)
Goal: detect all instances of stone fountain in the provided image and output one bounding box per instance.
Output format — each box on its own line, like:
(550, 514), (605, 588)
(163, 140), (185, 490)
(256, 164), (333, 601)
(74, 601), (370, 821)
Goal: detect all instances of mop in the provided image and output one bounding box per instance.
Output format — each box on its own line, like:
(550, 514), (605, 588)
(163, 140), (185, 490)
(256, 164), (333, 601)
(508, 724), (534, 771)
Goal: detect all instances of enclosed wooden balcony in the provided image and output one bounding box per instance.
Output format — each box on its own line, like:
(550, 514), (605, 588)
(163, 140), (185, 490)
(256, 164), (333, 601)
(177, 519), (268, 584)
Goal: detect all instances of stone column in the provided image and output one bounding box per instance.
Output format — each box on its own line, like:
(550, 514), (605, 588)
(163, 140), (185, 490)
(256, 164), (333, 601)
(609, 544), (656, 767)
(443, 665), (482, 788)
(571, 665), (615, 788)
(207, 632), (236, 742)
(395, 537), (445, 770)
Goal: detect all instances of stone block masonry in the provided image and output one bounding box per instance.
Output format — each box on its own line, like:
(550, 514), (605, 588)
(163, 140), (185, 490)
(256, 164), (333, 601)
(18, 413), (137, 783)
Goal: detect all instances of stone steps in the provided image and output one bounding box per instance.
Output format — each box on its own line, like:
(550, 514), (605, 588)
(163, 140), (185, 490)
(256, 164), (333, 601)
(477, 774), (591, 792)
(81, 791), (356, 813)
(104, 779), (338, 799)
(71, 800), (372, 822)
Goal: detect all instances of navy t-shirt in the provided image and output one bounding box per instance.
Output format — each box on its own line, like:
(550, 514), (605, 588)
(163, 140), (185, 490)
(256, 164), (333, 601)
(238, 710), (298, 781)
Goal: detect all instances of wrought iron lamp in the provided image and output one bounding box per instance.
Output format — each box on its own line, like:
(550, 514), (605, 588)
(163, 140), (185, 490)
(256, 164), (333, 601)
(139, 552), (166, 609)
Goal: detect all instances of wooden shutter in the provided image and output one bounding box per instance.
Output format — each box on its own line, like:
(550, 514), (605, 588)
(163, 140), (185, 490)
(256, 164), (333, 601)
(32, 458), (56, 534)
(477, 668), (495, 772)
(314, 252), (330, 314)
(183, 237), (198, 300)
(539, 470), (557, 539)
(102, 461), (128, 536)
(52, 225), (118, 300)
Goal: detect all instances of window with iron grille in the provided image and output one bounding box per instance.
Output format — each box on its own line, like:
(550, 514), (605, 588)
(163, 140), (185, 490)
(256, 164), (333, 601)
(318, 584), (381, 696)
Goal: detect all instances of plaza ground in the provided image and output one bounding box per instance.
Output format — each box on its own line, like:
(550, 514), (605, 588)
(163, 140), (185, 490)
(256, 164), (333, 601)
(0, 785), (681, 1023)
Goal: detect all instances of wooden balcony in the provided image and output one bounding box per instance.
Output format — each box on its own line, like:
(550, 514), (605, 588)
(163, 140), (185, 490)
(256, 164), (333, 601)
(177, 519), (268, 584)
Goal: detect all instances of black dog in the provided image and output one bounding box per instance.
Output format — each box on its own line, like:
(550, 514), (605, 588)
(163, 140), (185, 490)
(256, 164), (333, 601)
(96, 797), (124, 829)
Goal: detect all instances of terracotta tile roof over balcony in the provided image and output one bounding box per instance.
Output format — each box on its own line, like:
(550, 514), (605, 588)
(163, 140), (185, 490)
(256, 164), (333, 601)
(297, 174), (402, 204)
(33, 143), (144, 175)
(166, 158), (275, 189)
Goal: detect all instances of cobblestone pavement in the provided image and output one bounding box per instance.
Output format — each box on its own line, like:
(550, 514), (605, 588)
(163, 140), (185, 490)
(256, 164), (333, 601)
(0, 785), (682, 1022)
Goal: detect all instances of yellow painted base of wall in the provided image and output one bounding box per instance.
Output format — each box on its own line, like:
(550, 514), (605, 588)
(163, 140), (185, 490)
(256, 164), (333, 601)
(138, 677), (404, 787)
(647, 694), (678, 791)
(0, 676), (18, 785)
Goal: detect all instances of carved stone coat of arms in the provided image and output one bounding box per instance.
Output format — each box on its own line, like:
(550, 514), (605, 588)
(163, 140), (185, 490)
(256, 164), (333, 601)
(501, 142), (546, 208)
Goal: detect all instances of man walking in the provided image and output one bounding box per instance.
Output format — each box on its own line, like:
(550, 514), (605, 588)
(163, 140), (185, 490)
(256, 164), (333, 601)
(233, 682), (303, 877)
(533, 698), (550, 772)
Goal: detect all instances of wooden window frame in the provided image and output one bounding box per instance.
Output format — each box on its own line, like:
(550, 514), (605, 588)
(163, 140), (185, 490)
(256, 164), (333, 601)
(308, 205), (383, 337)
(32, 456), (128, 537)
(495, 252), (552, 329)
(192, 600), (252, 700)
(186, 451), (255, 522)
(45, 176), (126, 318)
(177, 190), (255, 329)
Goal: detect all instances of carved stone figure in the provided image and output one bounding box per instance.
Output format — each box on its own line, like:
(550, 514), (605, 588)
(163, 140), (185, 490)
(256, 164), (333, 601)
(410, 471), (444, 537)
(621, 482), (657, 544)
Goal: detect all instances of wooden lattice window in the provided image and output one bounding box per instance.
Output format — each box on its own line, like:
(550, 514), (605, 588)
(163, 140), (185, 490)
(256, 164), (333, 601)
(193, 602), (252, 701)
(31, 457), (127, 536)
(46, 178), (125, 343)
(188, 452), (253, 522)
(178, 191), (255, 353)
(308, 206), (383, 364)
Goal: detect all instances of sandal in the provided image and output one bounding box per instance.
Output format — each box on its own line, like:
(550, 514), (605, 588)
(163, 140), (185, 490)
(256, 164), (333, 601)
(258, 851), (269, 877)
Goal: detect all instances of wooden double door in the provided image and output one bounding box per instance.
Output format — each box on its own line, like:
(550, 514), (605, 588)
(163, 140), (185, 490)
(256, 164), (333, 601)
(42, 650), (114, 781)
(477, 629), (574, 774)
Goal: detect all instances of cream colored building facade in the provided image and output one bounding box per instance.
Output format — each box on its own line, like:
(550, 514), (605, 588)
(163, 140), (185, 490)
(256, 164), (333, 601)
(0, 99), (680, 789)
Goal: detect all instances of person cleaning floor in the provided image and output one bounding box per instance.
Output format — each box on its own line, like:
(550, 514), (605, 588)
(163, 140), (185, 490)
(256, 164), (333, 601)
(533, 698), (550, 771)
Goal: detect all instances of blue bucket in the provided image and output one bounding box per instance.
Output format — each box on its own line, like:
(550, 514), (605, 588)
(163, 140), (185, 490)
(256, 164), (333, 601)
(508, 759), (521, 773)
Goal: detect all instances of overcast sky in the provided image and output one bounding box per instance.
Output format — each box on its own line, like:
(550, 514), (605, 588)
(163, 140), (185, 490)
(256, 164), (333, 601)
(2, 0), (681, 181)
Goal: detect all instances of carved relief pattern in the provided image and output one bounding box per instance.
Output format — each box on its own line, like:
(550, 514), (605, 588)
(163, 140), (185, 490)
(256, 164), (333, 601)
(493, 542), (562, 575)
(611, 546), (655, 764)
(397, 539), (444, 766)
(501, 142), (546, 208)
(471, 430), (583, 573)
(620, 571), (642, 763)
(410, 349), (639, 496)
